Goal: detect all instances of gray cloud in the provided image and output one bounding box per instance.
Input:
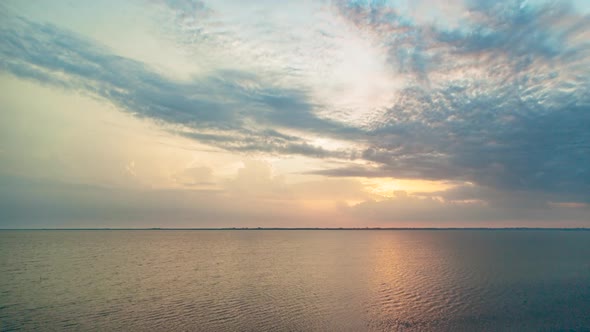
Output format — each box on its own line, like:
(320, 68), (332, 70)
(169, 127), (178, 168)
(327, 0), (590, 202)
(0, 12), (360, 159)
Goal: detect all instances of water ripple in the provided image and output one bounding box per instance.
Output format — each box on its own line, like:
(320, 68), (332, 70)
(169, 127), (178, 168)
(1, 230), (590, 331)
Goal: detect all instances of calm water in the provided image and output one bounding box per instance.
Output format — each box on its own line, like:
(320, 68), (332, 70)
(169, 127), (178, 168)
(1, 230), (589, 331)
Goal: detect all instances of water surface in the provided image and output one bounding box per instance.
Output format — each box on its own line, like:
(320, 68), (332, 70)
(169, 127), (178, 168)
(1, 230), (589, 331)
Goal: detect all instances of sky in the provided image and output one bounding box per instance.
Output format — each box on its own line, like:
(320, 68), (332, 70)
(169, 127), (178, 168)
(0, 0), (589, 228)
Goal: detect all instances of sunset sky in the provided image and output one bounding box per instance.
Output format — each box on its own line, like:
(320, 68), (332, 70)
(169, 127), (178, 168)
(1, 0), (589, 228)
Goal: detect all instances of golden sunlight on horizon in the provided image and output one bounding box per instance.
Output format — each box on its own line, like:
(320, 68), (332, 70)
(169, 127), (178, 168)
(362, 178), (457, 198)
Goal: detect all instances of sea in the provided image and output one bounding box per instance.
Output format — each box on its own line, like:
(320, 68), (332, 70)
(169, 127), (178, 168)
(1, 230), (589, 331)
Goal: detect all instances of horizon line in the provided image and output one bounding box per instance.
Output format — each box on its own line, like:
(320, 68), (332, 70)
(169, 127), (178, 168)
(1, 227), (589, 231)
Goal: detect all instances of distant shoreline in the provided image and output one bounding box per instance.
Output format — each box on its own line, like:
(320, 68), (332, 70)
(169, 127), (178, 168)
(1, 227), (589, 231)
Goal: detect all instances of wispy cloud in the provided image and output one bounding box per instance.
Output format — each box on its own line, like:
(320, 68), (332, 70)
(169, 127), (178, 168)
(0, 12), (361, 159)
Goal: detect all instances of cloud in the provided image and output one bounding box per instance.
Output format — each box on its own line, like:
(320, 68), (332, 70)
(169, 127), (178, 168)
(0, 174), (277, 227)
(0, 12), (361, 159)
(173, 165), (215, 187)
(1, 0), (588, 218)
(348, 187), (590, 226)
(224, 160), (369, 201)
(0, 162), (370, 227)
(326, 0), (590, 202)
(336, 0), (590, 78)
